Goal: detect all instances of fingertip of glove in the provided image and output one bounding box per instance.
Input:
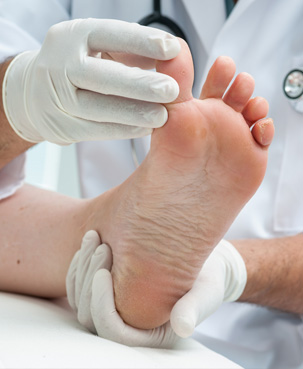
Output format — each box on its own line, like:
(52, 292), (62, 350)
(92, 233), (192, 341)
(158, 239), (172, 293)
(162, 36), (181, 59)
(83, 230), (100, 243)
(93, 244), (113, 270)
(156, 105), (168, 127)
(94, 244), (107, 256)
(148, 34), (181, 60)
(150, 77), (180, 104)
(145, 104), (168, 129)
(171, 316), (195, 338)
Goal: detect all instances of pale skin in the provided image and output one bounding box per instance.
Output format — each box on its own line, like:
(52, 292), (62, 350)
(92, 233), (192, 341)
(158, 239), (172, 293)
(88, 40), (274, 328)
(1, 186), (303, 314)
(0, 40), (301, 330)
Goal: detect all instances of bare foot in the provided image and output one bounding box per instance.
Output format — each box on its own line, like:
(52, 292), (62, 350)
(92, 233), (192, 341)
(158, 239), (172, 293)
(90, 40), (274, 329)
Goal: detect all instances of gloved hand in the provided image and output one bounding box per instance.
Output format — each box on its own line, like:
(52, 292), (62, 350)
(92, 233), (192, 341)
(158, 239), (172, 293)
(3, 19), (180, 145)
(66, 230), (178, 348)
(170, 239), (247, 338)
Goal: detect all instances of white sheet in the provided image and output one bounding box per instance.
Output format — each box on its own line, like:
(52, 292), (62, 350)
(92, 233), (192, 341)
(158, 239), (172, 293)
(0, 292), (242, 368)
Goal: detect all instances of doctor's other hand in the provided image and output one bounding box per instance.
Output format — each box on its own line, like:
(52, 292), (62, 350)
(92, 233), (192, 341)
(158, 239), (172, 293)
(3, 19), (180, 145)
(170, 240), (247, 338)
(66, 230), (178, 348)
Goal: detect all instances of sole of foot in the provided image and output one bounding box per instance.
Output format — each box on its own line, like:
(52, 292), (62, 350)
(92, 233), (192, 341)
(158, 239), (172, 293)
(92, 39), (274, 329)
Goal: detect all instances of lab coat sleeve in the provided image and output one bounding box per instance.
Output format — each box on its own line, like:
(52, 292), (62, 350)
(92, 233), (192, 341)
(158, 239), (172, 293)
(0, 17), (41, 62)
(0, 0), (71, 61)
(0, 1), (71, 199)
(0, 153), (26, 200)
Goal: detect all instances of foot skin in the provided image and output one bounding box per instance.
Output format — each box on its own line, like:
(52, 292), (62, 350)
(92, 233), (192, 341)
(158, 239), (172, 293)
(91, 40), (274, 329)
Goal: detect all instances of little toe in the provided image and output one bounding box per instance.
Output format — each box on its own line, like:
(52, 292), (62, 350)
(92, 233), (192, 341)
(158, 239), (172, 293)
(223, 72), (255, 112)
(200, 56), (236, 100)
(251, 118), (275, 147)
(242, 97), (269, 127)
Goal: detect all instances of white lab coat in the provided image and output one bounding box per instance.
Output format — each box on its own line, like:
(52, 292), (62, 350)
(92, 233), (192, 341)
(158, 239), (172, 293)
(0, 1), (303, 368)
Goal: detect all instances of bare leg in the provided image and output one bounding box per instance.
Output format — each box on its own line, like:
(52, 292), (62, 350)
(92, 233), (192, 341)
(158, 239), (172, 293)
(89, 40), (274, 329)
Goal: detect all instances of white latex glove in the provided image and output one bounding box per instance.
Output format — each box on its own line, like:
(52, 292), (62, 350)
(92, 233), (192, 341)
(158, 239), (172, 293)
(66, 230), (178, 348)
(3, 19), (180, 145)
(170, 239), (247, 338)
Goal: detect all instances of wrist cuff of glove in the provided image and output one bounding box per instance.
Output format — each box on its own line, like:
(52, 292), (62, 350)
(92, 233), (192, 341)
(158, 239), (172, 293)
(216, 239), (247, 303)
(3, 51), (44, 143)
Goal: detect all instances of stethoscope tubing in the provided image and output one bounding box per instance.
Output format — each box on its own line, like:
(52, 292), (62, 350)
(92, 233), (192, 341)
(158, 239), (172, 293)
(138, 0), (188, 42)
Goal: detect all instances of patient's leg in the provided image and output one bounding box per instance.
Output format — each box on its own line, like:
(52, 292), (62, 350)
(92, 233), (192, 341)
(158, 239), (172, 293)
(90, 40), (274, 329)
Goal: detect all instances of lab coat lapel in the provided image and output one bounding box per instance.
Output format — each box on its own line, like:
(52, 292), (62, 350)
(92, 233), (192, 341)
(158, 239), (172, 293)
(223, 0), (259, 30)
(205, 0), (270, 66)
(181, 0), (226, 55)
(180, 0), (261, 55)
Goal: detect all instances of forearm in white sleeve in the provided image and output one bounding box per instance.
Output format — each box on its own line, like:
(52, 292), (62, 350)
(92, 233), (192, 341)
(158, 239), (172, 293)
(0, 18), (41, 63)
(0, 0), (71, 59)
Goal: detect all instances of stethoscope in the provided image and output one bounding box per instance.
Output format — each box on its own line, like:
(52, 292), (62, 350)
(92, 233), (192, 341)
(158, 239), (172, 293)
(130, 0), (237, 168)
(283, 69), (303, 114)
(283, 69), (303, 100)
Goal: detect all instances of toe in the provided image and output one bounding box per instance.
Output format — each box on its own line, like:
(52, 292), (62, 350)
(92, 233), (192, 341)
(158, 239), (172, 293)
(223, 72), (255, 112)
(251, 118), (275, 147)
(156, 38), (194, 103)
(242, 97), (269, 127)
(200, 56), (236, 100)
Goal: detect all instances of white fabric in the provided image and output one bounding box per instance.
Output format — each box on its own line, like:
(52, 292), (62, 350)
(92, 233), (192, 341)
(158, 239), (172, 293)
(0, 292), (242, 368)
(1, 0), (303, 368)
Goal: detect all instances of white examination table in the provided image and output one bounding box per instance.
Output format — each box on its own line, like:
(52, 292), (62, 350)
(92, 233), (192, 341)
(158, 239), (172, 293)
(0, 292), (242, 368)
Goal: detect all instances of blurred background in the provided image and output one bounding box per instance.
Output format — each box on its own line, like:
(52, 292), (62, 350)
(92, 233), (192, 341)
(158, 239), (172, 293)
(26, 142), (81, 198)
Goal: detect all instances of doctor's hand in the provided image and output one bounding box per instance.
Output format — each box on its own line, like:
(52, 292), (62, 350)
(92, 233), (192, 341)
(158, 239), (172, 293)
(3, 19), (180, 145)
(170, 240), (247, 338)
(66, 230), (178, 348)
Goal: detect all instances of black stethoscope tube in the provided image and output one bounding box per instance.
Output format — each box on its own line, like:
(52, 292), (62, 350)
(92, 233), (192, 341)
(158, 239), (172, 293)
(139, 0), (235, 39)
(139, 0), (188, 42)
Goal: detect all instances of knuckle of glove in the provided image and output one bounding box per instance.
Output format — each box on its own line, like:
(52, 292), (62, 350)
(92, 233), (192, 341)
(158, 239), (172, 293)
(46, 19), (87, 45)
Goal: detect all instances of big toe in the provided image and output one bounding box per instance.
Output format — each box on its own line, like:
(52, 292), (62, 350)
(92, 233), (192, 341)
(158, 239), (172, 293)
(156, 38), (194, 103)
